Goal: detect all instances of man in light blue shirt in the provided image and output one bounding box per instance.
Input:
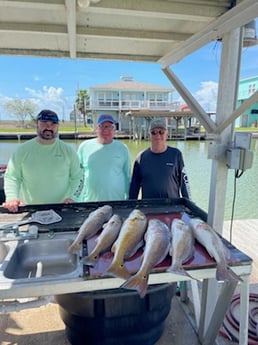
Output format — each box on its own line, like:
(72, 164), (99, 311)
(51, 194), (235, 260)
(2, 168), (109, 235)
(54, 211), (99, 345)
(78, 114), (131, 201)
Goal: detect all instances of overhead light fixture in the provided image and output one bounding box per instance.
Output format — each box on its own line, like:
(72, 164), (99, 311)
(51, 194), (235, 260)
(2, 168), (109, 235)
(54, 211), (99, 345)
(77, 0), (101, 7)
(243, 20), (258, 47)
(77, 0), (90, 7)
(217, 19), (258, 48)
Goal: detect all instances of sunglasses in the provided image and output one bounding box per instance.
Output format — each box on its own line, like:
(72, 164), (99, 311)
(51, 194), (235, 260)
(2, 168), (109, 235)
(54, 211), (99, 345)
(150, 130), (166, 135)
(98, 124), (115, 130)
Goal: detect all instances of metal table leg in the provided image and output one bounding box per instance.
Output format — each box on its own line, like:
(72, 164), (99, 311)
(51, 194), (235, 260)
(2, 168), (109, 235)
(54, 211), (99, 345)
(198, 279), (239, 345)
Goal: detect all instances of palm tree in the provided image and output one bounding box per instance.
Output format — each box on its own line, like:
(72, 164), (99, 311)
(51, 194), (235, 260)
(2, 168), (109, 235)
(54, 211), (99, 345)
(75, 89), (90, 127)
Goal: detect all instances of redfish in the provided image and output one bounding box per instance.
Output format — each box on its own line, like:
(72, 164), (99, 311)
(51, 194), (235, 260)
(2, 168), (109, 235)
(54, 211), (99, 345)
(189, 218), (241, 282)
(68, 205), (113, 253)
(121, 218), (171, 298)
(83, 214), (123, 267)
(107, 209), (147, 280)
(167, 218), (194, 278)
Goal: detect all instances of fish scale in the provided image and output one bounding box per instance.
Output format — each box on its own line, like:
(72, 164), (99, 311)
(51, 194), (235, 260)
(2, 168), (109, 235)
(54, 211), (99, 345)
(106, 209), (147, 280)
(68, 205), (113, 253)
(189, 218), (241, 282)
(82, 214), (123, 267)
(120, 218), (171, 298)
(167, 218), (195, 278)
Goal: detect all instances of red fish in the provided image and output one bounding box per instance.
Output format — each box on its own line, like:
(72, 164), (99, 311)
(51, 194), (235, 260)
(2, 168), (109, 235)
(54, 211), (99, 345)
(121, 218), (171, 298)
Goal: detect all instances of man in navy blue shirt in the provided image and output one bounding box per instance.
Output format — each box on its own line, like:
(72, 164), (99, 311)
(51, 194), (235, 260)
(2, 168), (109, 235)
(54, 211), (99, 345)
(129, 118), (191, 199)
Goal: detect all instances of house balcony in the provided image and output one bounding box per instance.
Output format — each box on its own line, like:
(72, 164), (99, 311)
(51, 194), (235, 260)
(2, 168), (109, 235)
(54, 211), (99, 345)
(91, 100), (180, 112)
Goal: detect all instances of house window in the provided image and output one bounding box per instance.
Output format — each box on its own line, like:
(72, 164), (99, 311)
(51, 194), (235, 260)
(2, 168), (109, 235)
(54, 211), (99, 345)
(248, 84), (256, 94)
(96, 91), (119, 107)
(148, 92), (168, 108)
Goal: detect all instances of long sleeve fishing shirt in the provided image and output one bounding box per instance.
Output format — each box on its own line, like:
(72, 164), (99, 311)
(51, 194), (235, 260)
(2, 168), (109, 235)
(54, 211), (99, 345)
(77, 138), (131, 202)
(129, 146), (191, 200)
(4, 138), (83, 204)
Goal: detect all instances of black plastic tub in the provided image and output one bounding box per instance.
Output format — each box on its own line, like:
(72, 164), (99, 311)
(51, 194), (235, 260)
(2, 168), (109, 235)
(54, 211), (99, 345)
(55, 283), (176, 345)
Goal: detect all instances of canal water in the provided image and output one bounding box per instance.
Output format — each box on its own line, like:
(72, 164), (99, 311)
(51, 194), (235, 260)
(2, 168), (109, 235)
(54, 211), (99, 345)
(1, 138), (257, 221)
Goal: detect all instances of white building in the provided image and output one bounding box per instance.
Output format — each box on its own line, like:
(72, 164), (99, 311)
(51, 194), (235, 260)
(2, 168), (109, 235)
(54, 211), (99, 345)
(88, 75), (178, 132)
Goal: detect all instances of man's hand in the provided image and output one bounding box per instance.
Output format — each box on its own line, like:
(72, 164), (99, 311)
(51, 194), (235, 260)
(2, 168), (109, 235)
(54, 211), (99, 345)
(63, 198), (74, 204)
(2, 199), (26, 213)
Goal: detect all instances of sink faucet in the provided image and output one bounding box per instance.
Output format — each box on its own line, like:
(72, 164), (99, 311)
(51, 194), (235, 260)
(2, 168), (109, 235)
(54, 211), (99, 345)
(12, 225), (20, 236)
(0, 225), (20, 237)
(0, 225), (38, 241)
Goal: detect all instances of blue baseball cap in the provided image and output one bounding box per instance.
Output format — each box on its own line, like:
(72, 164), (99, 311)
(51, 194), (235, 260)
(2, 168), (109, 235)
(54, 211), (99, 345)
(36, 109), (59, 123)
(97, 114), (115, 125)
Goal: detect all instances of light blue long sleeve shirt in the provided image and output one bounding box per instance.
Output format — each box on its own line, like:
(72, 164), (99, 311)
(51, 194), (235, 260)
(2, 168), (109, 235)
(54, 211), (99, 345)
(78, 138), (131, 202)
(4, 138), (83, 204)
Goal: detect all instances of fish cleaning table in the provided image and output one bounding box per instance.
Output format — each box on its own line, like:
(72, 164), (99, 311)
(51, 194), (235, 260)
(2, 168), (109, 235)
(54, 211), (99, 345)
(0, 198), (252, 345)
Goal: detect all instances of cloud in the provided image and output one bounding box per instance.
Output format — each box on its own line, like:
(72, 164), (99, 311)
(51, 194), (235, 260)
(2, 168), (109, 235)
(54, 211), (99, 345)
(33, 74), (42, 81)
(174, 81), (218, 112)
(0, 86), (72, 120)
(26, 86), (64, 101)
(25, 86), (69, 117)
(194, 81), (218, 112)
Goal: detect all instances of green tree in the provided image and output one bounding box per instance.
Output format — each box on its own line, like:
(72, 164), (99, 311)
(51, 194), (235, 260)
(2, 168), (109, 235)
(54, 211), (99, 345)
(75, 89), (90, 127)
(3, 99), (38, 127)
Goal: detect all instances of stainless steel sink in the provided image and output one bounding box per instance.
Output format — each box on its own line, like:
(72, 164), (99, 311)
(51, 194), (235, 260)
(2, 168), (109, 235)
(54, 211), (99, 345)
(1, 232), (81, 282)
(0, 242), (9, 263)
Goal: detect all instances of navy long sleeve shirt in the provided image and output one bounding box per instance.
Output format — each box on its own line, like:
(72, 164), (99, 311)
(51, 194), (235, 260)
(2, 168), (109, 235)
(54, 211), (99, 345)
(129, 147), (191, 199)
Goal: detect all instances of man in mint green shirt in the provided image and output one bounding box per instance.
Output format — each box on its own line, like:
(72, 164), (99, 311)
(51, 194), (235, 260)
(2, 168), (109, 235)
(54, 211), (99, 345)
(78, 114), (131, 201)
(3, 109), (83, 212)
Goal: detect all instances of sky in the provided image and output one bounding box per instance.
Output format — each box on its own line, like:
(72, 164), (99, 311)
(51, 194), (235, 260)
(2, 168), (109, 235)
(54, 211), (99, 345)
(0, 37), (257, 121)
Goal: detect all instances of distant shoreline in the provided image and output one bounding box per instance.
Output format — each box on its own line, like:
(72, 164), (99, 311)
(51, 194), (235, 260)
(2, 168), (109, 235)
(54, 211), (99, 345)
(0, 131), (131, 141)
(0, 130), (257, 141)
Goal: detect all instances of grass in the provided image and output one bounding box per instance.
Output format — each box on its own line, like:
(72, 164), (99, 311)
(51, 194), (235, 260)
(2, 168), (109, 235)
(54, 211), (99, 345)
(0, 121), (93, 133)
(0, 120), (258, 133)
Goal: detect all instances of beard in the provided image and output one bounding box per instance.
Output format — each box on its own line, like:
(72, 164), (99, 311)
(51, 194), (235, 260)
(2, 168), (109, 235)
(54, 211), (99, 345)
(37, 128), (58, 140)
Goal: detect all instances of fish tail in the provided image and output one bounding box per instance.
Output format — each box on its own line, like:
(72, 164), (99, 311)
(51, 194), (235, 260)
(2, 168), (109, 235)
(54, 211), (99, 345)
(106, 260), (131, 280)
(167, 265), (194, 279)
(121, 273), (148, 298)
(68, 241), (81, 253)
(216, 264), (242, 282)
(82, 253), (99, 267)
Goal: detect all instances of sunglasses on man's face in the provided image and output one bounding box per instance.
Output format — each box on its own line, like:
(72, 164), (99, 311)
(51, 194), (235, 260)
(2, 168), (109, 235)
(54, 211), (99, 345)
(98, 124), (115, 130)
(150, 130), (166, 135)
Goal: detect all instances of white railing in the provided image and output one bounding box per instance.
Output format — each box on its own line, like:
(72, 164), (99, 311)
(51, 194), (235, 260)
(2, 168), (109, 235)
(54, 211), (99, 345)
(91, 100), (180, 111)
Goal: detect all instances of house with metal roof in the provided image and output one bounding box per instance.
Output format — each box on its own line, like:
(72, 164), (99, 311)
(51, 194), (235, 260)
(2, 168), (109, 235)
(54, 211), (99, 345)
(236, 75), (258, 127)
(88, 75), (177, 132)
(74, 75), (204, 139)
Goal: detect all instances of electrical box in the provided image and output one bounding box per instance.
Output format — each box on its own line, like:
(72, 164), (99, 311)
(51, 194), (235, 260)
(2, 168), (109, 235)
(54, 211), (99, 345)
(234, 132), (252, 150)
(226, 132), (253, 170)
(226, 148), (253, 170)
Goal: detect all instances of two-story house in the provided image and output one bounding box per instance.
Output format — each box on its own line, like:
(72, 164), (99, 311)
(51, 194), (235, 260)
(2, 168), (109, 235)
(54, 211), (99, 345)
(88, 75), (178, 133)
(236, 75), (258, 127)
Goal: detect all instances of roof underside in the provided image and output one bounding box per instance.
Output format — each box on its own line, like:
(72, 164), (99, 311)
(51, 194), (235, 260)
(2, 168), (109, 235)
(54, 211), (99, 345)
(0, 0), (257, 68)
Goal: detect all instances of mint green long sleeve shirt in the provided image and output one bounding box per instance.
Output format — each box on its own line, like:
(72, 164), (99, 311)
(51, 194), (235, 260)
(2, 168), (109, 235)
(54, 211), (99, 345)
(77, 138), (131, 202)
(4, 138), (83, 204)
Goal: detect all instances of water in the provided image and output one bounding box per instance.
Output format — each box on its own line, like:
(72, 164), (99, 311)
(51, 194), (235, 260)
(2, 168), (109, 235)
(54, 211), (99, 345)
(1, 138), (258, 220)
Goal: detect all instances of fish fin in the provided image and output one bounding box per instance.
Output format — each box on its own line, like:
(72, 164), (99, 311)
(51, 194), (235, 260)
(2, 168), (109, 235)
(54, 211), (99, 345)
(120, 273), (148, 298)
(124, 240), (144, 259)
(167, 265), (194, 279)
(216, 265), (242, 282)
(68, 241), (81, 253)
(106, 261), (131, 280)
(82, 253), (99, 267)
(111, 241), (117, 253)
